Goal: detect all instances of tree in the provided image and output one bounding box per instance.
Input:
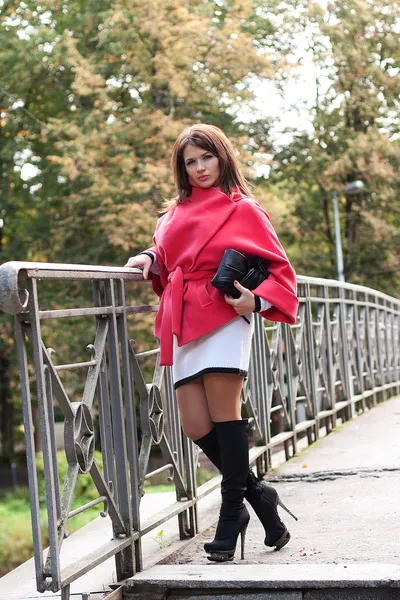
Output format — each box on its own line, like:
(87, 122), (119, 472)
(270, 0), (400, 293)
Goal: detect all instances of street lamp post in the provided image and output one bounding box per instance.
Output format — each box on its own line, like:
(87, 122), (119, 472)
(332, 191), (344, 282)
(332, 180), (364, 282)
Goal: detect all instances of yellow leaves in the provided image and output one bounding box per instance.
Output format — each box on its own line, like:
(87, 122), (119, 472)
(33, 0), (59, 7)
(107, 0), (273, 103)
(109, 154), (137, 174)
(102, 54), (120, 64)
(173, 5), (193, 22)
(253, 186), (293, 228)
(48, 155), (79, 181)
(132, 0), (193, 36)
(203, 22), (273, 82)
(323, 131), (399, 194)
(28, 250), (51, 263)
(59, 36), (106, 97)
(308, 2), (325, 19)
(100, 201), (158, 253)
(16, 130), (30, 139)
(71, 67), (105, 97)
(108, 9), (130, 24)
(135, 161), (173, 197)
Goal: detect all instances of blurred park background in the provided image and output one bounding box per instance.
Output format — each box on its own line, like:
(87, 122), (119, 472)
(0, 0), (399, 577)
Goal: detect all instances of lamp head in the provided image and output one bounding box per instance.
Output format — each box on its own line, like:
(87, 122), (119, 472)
(345, 180), (364, 195)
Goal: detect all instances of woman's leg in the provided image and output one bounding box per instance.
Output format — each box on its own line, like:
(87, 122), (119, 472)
(187, 373), (243, 473)
(202, 372), (243, 422)
(176, 374), (294, 553)
(201, 373), (250, 561)
(175, 377), (213, 441)
(201, 373), (294, 553)
(175, 372), (242, 438)
(192, 373), (244, 476)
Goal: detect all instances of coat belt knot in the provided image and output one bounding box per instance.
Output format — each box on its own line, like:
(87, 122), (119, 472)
(160, 267), (215, 365)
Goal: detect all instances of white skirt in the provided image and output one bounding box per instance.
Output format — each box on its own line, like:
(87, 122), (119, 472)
(172, 313), (255, 389)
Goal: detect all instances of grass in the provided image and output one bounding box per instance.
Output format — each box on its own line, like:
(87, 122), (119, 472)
(0, 486), (102, 577)
(144, 483), (174, 493)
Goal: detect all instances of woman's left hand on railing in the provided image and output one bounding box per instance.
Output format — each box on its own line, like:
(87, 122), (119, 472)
(124, 254), (152, 280)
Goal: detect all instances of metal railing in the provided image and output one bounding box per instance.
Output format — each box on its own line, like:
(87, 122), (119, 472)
(0, 261), (399, 598)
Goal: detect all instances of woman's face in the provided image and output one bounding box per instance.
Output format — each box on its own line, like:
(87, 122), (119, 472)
(183, 144), (220, 188)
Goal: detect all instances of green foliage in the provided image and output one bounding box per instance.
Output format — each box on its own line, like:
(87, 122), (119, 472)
(35, 449), (104, 502)
(269, 0), (400, 294)
(196, 466), (217, 488)
(0, 491), (102, 576)
(143, 465), (215, 492)
(0, 450), (104, 576)
(153, 528), (172, 549)
(0, 493), (41, 576)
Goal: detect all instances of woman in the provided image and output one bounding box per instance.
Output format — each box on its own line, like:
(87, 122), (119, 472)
(125, 124), (298, 562)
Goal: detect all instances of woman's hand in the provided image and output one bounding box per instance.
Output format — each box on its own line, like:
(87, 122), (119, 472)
(124, 254), (152, 280)
(224, 280), (255, 314)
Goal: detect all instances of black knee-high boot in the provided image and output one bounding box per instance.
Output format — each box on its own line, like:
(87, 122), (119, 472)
(203, 420), (250, 562)
(194, 426), (296, 551)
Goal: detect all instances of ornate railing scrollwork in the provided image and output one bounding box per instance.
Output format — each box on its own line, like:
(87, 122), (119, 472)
(147, 384), (164, 445)
(65, 402), (95, 475)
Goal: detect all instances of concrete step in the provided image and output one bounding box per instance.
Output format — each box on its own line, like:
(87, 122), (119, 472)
(123, 564), (400, 600)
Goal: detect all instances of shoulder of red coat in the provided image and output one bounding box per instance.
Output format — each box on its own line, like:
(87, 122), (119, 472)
(156, 205), (176, 228)
(236, 196), (271, 221)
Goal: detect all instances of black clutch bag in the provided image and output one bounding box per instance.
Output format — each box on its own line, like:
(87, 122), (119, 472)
(210, 249), (269, 299)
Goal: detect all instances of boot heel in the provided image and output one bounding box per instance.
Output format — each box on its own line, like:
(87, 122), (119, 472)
(277, 496), (298, 521)
(240, 523), (248, 560)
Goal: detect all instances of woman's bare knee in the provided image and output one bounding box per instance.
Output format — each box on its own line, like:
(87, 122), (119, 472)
(176, 379), (213, 440)
(181, 423), (210, 441)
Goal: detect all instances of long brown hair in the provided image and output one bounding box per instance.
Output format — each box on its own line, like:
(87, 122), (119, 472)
(163, 124), (253, 211)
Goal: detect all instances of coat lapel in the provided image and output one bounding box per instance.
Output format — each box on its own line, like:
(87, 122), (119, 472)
(157, 187), (237, 271)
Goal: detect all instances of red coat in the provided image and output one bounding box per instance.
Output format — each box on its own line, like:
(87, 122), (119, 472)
(148, 186), (298, 365)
